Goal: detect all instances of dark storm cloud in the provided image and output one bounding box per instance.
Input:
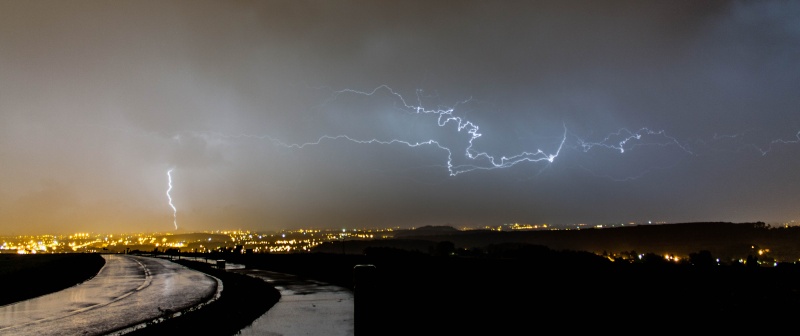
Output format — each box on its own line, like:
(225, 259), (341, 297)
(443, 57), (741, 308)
(1, 0), (798, 235)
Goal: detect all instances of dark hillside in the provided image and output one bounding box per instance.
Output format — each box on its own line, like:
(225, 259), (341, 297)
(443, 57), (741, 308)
(318, 222), (800, 263)
(224, 242), (800, 334)
(0, 253), (105, 306)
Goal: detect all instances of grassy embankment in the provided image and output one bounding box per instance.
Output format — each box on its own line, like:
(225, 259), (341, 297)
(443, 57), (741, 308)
(0, 253), (106, 306)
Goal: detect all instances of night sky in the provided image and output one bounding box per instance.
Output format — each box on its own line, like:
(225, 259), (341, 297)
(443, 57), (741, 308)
(2, 0), (799, 235)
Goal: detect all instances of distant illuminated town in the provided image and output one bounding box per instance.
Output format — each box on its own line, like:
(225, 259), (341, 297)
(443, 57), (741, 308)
(3, 220), (798, 266)
(0, 227), (391, 255)
(0, 222), (590, 255)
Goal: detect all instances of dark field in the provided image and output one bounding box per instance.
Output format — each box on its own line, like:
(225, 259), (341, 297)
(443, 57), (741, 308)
(6, 249), (800, 334)
(0, 253), (105, 307)
(220, 244), (800, 334)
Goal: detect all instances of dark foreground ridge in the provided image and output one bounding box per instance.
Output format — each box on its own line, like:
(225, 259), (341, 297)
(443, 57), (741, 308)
(219, 241), (800, 334)
(122, 258), (280, 336)
(7, 221), (800, 334)
(0, 253), (105, 307)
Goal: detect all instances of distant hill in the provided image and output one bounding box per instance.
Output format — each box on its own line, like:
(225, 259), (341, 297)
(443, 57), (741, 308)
(391, 225), (460, 237)
(314, 221), (800, 263)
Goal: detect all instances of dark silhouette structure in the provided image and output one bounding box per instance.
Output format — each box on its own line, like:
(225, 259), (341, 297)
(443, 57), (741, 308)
(353, 264), (377, 336)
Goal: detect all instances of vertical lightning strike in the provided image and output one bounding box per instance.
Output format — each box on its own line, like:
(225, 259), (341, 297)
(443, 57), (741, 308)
(167, 169), (178, 230)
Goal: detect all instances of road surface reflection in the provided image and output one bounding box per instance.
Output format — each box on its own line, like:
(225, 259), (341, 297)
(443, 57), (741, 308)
(0, 255), (219, 336)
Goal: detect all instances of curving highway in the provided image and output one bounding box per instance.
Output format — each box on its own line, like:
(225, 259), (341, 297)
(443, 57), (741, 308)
(0, 254), (219, 336)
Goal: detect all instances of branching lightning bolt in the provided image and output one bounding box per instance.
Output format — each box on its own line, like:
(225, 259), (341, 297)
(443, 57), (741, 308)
(167, 169), (178, 230)
(275, 85), (567, 176)
(574, 127), (694, 155)
(172, 85), (714, 179)
(755, 131), (800, 156)
(703, 129), (800, 156)
(134, 84), (798, 182)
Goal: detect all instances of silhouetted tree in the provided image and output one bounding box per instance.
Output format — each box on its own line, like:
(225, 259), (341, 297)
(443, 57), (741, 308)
(456, 247), (485, 257)
(746, 254), (759, 267)
(689, 250), (715, 267)
(640, 253), (669, 265)
(433, 241), (455, 256)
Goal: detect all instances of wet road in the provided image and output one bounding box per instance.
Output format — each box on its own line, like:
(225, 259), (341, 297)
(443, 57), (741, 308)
(0, 254), (220, 336)
(232, 269), (354, 336)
